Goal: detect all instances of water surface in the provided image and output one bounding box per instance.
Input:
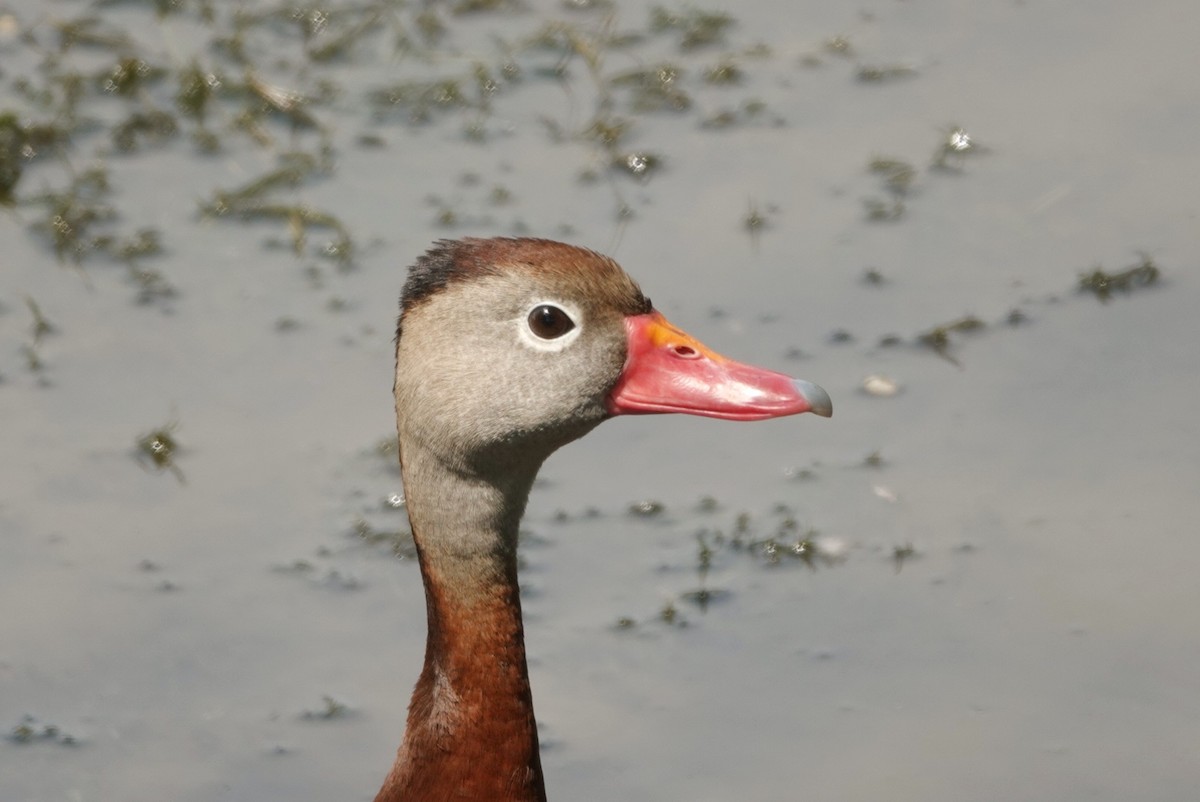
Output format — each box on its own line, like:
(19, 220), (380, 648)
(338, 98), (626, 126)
(1, 2), (1197, 800)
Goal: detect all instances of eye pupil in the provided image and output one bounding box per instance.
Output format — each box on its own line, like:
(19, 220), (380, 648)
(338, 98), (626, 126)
(528, 304), (575, 339)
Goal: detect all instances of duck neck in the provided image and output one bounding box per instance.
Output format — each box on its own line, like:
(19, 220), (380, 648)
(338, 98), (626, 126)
(376, 440), (547, 802)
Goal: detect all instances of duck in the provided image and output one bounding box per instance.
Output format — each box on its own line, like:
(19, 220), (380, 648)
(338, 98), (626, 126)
(377, 237), (831, 802)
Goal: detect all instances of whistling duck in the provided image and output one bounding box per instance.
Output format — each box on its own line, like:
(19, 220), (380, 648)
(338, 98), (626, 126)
(378, 238), (831, 802)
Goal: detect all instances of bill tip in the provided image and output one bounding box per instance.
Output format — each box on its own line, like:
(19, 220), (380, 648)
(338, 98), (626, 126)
(793, 378), (833, 418)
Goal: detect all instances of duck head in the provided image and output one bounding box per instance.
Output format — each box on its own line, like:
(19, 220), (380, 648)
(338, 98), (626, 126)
(394, 237), (830, 475)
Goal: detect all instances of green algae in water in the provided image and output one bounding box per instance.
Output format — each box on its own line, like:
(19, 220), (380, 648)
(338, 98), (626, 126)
(650, 6), (735, 50)
(135, 421), (185, 483)
(8, 715), (79, 747)
(1079, 254), (1160, 302)
(918, 315), (986, 365)
(856, 63), (917, 83)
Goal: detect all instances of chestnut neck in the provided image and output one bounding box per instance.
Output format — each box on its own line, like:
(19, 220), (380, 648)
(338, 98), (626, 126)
(375, 440), (548, 802)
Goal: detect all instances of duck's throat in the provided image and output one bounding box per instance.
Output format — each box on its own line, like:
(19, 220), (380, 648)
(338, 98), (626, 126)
(377, 444), (547, 802)
(387, 558), (545, 802)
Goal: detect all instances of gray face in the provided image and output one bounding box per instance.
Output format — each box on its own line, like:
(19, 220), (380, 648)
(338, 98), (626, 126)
(394, 271), (630, 476)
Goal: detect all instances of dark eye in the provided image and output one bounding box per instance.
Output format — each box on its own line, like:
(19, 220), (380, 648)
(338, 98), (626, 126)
(527, 304), (575, 339)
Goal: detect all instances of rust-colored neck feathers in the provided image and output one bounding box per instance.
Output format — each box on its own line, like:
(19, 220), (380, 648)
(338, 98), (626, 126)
(375, 549), (545, 802)
(376, 432), (549, 802)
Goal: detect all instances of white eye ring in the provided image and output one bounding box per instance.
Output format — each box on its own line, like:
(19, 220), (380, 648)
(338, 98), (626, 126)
(516, 299), (583, 352)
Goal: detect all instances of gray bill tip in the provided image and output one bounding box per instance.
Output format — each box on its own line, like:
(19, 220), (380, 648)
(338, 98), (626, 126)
(793, 378), (833, 418)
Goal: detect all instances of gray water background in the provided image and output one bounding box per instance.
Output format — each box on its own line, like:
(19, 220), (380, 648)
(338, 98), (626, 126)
(1, 1), (1197, 800)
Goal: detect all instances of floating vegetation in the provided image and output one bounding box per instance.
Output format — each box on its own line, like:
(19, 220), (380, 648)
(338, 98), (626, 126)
(748, 532), (837, 568)
(581, 114), (632, 148)
(856, 63), (917, 83)
(8, 715), (78, 747)
(704, 57), (743, 85)
(628, 499), (665, 517)
(203, 152), (323, 212)
(25, 297), (56, 344)
(272, 557), (362, 591)
(823, 35), (853, 57)
(610, 64), (690, 113)
(1078, 254), (1160, 302)
(611, 150), (663, 179)
(868, 157), (916, 195)
(650, 6), (734, 50)
(53, 15), (135, 53)
(0, 0), (791, 285)
(112, 109), (179, 152)
(301, 695), (350, 721)
(304, 6), (390, 63)
(696, 533), (712, 570)
(98, 57), (167, 97)
(675, 531), (727, 612)
(27, 166), (118, 263)
(699, 97), (773, 130)
(521, 19), (609, 69)
(135, 421), (184, 483)
(828, 329), (854, 344)
(353, 517), (417, 560)
(863, 156), (915, 222)
(18, 151), (151, 270)
(917, 314), (985, 365)
(0, 112), (31, 204)
(892, 542), (917, 572)
(136, 558), (179, 592)
(563, 0), (616, 12)
(659, 600), (682, 625)
(367, 78), (472, 124)
(107, 227), (164, 262)
(680, 586), (730, 610)
(700, 109), (736, 128)
(15, 298), (51, 378)
(743, 200), (771, 236)
(240, 204), (350, 260)
(375, 436), (399, 462)
(451, 0), (526, 14)
(174, 61), (223, 123)
(863, 197), (904, 221)
(855, 128), (984, 220)
(675, 510), (844, 576)
(244, 72), (320, 130)
(20, 344), (44, 374)
(862, 450), (886, 469)
(199, 152), (352, 263)
(110, 242), (176, 304)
